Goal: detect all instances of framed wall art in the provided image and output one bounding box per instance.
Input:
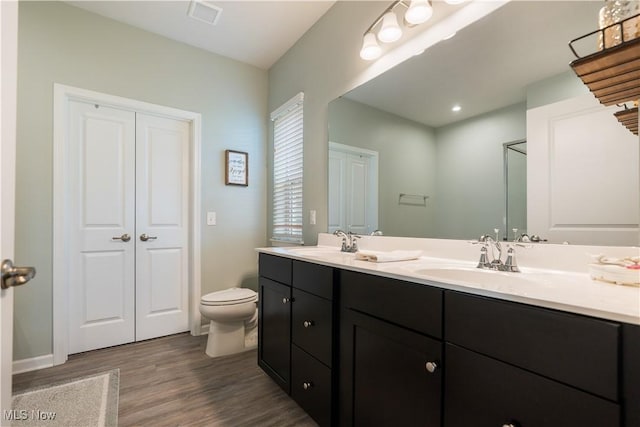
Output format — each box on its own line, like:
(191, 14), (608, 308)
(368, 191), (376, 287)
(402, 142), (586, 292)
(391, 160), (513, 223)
(225, 150), (248, 186)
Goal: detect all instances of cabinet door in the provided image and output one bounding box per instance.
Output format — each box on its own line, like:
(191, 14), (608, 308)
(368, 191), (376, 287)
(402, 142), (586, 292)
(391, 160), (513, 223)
(258, 277), (292, 394)
(340, 308), (442, 427)
(444, 344), (620, 427)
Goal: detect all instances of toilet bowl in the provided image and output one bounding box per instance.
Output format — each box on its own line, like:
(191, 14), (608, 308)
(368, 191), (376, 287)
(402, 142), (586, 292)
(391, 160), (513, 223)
(199, 287), (258, 358)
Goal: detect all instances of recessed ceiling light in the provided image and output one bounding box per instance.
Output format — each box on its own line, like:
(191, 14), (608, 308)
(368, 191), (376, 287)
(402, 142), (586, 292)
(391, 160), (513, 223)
(452, 105), (461, 112)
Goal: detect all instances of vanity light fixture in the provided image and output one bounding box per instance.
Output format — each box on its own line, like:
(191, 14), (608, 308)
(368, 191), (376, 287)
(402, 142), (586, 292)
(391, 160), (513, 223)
(361, 32), (383, 60)
(359, 0), (435, 60)
(379, 11), (403, 42)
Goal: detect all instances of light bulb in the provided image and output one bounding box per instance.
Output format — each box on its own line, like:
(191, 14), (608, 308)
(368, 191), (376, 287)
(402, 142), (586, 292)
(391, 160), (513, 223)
(360, 32), (382, 60)
(405, 0), (433, 25)
(378, 12), (402, 43)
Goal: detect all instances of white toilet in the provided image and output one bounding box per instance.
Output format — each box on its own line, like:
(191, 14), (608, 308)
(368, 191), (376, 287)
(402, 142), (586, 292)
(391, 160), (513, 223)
(199, 287), (258, 358)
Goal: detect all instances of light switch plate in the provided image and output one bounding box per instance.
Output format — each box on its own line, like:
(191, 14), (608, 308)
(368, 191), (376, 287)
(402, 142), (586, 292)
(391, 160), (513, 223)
(207, 211), (216, 226)
(309, 210), (316, 225)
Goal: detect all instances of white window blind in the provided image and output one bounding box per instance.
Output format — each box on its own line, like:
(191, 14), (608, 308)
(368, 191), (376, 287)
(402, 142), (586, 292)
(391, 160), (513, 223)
(271, 92), (304, 243)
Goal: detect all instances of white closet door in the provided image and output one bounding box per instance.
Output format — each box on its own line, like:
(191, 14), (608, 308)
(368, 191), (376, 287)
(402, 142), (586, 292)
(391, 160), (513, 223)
(68, 101), (136, 354)
(135, 113), (189, 340)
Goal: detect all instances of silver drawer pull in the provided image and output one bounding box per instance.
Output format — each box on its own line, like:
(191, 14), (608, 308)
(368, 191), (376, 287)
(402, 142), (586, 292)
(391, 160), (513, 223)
(502, 424), (516, 427)
(425, 361), (438, 373)
(303, 320), (314, 328)
(302, 382), (313, 390)
(140, 233), (157, 242)
(282, 297), (290, 304)
(112, 233), (131, 242)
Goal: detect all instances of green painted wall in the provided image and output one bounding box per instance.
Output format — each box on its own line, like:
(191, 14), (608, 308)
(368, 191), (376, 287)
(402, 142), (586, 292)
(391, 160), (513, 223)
(15, 1), (268, 360)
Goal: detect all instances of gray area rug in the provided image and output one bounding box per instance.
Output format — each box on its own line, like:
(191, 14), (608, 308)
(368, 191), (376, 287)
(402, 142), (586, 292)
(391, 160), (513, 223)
(11, 369), (119, 427)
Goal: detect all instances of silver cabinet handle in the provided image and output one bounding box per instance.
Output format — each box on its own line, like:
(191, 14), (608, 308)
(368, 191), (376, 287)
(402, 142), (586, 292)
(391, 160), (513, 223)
(302, 382), (313, 390)
(282, 297), (290, 304)
(139, 233), (157, 242)
(502, 424), (516, 427)
(112, 233), (131, 242)
(1, 259), (36, 290)
(303, 320), (314, 328)
(425, 361), (438, 373)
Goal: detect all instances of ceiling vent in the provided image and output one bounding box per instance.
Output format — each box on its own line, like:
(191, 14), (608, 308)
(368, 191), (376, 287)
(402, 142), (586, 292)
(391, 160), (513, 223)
(188, 0), (223, 26)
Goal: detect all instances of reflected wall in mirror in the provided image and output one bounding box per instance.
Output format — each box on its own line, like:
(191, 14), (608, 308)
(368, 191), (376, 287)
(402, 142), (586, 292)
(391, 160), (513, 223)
(327, 1), (639, 246)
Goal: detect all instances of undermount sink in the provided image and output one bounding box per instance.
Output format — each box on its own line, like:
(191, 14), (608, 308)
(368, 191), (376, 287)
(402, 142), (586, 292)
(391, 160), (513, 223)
(413, 267), (537, 288)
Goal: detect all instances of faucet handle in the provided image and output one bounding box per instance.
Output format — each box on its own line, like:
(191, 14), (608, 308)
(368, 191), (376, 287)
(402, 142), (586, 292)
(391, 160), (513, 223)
(476, 246), (490, 268)
(504, 246), (520, 272)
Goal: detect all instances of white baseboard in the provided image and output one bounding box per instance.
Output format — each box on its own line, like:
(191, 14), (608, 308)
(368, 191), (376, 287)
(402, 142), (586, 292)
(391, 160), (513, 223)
(13, 354), (54, 374)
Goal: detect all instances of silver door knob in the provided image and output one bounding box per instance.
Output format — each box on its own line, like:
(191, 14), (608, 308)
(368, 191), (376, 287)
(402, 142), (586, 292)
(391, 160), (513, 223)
(302, 382), (313, 390)
(303, 320), (314, 328)
(282, 297), (290, 304)
(139, 233), (157, 242)
(112, 233), (131, 242)
(425, 361), (438, 373)
(1, 259), (36, 290)
(502, 424), (516, 427)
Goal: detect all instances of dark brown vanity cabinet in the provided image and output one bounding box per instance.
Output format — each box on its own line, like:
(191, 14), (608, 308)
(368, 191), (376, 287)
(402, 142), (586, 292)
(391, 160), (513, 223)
(258, 253), (336, 426)
(339, 270), (444, 427)
(259, 253), (639, 427)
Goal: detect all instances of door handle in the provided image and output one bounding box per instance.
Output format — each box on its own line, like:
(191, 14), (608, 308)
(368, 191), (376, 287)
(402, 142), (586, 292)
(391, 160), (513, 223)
(140, 233), (157, 242)
(112, 233), (131, 242)
(1, 259), (36, 289)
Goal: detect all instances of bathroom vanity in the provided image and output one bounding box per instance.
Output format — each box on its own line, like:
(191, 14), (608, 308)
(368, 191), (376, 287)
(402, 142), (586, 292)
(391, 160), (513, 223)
(257, 236), (640, 427)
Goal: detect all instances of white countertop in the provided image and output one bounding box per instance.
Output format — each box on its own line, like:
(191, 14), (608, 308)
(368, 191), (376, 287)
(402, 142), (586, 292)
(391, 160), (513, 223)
(257, 242), (640, 326)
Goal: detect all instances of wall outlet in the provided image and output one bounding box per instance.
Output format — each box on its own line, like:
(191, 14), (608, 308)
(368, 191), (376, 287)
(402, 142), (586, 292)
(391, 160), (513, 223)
(309, 210), (316, 225)
(207, 211), (216, 226)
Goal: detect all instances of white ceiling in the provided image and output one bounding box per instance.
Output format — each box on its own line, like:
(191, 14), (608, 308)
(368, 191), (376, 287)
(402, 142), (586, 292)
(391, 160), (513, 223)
(344, 1), (603, 128)
(65, 0), (336, 70)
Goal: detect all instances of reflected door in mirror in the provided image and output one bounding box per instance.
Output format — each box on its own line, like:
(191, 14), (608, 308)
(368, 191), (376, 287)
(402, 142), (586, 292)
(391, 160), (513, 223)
(328, 143), (378, 234)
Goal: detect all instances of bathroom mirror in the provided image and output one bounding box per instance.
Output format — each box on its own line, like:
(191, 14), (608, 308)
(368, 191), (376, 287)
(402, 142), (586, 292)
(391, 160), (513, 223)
(328, 1), (639, 245)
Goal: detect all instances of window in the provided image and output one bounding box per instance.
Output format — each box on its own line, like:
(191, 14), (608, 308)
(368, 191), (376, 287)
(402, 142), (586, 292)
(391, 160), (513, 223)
(271, 92), (304, 243)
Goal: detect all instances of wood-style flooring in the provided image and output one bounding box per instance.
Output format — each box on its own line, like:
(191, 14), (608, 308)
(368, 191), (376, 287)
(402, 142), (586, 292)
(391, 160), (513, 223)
(13, 333), (317, 427)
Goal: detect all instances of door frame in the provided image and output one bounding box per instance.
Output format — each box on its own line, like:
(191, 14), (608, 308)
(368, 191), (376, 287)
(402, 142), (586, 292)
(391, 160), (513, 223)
(1, 0), (19, 415)
(52, 84), (202, 365)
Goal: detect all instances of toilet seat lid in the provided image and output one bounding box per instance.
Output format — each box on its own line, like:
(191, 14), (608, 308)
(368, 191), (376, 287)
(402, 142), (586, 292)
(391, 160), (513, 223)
(200, 288), (257, 306)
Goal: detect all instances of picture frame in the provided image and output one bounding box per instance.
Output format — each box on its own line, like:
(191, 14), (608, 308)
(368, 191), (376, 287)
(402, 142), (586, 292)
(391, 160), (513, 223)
(225, 150), (248, 186)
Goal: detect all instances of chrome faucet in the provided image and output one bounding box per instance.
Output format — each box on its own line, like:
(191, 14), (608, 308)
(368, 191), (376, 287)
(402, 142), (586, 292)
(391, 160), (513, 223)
(333, 230), (361, 253)
(474, 229), (520, 272)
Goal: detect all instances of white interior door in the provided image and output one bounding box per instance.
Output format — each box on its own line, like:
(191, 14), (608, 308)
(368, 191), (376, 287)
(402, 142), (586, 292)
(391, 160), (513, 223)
(346, 154), (370, 235)
(1, 0), (19, 416)
(328, 142), (379, 235)
(527, 93), (639, 246)
(135, 113), (189, 340)
(68, 100), (136, 354)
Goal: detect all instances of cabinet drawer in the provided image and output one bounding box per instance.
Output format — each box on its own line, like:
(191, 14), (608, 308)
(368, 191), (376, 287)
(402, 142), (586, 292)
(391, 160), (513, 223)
(292, 288), (332, 367)
(444, 344), (620, 427)
(293, 260), (333, 299)
(259, 253), (292, 285)
(340, 270), (443, 339)
(445, 291), (620, 401)
(291, 345), (332, 427)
